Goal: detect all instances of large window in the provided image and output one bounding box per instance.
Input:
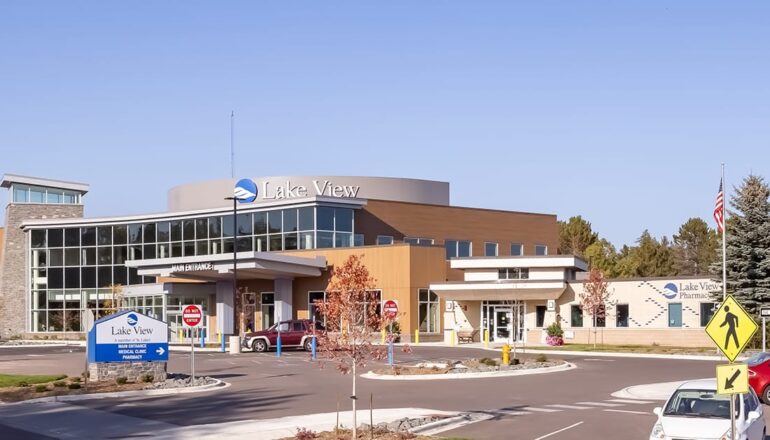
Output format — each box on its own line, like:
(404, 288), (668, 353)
(616, 304), (629, 327)
(445, 240), (472, 259)
(11, 184), (80, 205)
(570, 305), (583, 327)
(376, 235), (394, 245)
(536, 306), (546, 327)
(404, 237), (434, 245)
(700, 302), (717, 327)
(261, 293), (275, 330)
(535, 245), (548, 256)
(485, 242), (498, 257)
(418, 289), (440, 333)
(308, 291), (325, 324)
(498, 268), (529, 280)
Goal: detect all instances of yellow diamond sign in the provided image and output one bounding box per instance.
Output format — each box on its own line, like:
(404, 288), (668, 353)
(705, 295), (758, 362)
(716, 363), (749, 395)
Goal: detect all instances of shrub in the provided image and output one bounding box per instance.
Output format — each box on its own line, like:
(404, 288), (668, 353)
(140, 374), (154, 383)
(545, 335), (564, 346)
(509, 358), (521, 366)
(68, 383), (81, 390)
(115, 377), (128, 385)
(535, 354), (548, 363)
(546, 322), (563, 338)
(18, 381), (29, 387)
(295, 427), (317, 439)
(71, 377), (81, 383)
(479, 357), (497, 367)
(35, 384), (48, 393)
(53, 381), (67, 387)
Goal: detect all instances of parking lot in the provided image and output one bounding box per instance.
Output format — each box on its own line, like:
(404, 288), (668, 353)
(0, 343), (734, 439)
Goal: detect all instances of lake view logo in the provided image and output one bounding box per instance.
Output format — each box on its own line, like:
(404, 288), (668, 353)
(662, 283), (678, 299)
(126, 313), (139, 326)
(234, 178), (258, 203)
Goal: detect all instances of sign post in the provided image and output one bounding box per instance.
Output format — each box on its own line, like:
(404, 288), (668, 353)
(383, 300), (398, 366)
(182, 305), (203, 384)
(705, 295), (759, 440)
(761, 308), (770, 353)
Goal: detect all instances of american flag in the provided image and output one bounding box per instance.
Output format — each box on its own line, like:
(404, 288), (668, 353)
(714, 178), (725, 233)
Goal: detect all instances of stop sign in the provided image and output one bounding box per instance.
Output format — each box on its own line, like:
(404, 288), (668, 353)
(182, 305), (203, 328)
(383, 300), (398, 319)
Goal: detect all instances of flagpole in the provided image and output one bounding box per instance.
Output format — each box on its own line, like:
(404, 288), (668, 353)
(722, 163), (727, 301)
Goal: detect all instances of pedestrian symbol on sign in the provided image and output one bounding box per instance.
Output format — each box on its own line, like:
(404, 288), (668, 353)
(720, 306), (739, 350)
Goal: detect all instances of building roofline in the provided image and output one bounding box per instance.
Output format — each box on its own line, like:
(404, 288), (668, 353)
(1, 174), (90, 194)
(366, 198), (557, 218)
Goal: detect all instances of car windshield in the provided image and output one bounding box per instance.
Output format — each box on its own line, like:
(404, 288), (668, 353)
(746, 352), (770, 366)
(663, 389), (735, 419)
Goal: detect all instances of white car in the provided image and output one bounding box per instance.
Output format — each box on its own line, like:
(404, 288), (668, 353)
(650, 379), (766, 440)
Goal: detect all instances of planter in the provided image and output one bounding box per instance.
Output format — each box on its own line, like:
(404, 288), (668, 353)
(546, 335), (564, 346)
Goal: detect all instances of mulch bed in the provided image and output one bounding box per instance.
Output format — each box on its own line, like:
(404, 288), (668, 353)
(283, 427), (436, 439)
(0, 379), (150, 402)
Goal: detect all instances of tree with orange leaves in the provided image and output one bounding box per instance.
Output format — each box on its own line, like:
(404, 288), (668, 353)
(579, 267), (612, 348)
(314, 255), (386, 439)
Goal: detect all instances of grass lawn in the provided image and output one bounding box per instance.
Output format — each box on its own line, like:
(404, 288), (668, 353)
(535, 344), (714, 354)
(0, 374), (67, 388)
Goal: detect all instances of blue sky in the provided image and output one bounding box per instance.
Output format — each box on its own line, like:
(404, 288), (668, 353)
(1, 2), (768, 247)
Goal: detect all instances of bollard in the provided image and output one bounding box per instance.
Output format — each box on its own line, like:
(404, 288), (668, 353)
(311, 335), (317, 361)
(276, 333), (282, 357)
(450, 330), (456, 347)
(414, 329), (419, 345)
(178, 327), (184, 343)
(220, 332), (225, 353)
(388, 339), (394, 366)
(484, 329), (489, 349)
(381, 328), (386, 345)
(200, 328), (205, 348)
(502, 343), (510, 365)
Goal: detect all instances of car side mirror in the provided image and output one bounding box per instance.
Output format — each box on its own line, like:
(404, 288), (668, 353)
(747, 410), (760, 422)
(653, 407), (662, 416)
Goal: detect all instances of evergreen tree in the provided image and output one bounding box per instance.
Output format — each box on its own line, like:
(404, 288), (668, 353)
(616, 230), (677, 277)
(584, 239), (620, 277)
(558, 216), (598, 258)
(673, 218), (719, 275)
(711, 175), (770, 315)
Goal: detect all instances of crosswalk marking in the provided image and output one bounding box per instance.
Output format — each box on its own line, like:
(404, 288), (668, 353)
(523, 407), (561, 413)
(606, 399), (653, 405)
(575, 401), (623, 407)
(546, 404), (592, 410)
(496, 409), (531, 416)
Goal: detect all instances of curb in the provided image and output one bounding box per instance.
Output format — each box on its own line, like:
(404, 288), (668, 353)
(361, 362), (575, 381)
(410, 412), (492, 436)
(0, 342), (86, 349)
(519, 348), (729, 361)
(0, 378), (230, 405)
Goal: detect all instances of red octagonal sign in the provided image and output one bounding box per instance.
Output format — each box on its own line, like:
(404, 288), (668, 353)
(383, 300), (398, 319)
(182, 305), (203, 328)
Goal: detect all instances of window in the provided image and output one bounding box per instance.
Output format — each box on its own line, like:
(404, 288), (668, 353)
(261, 293), (275, 329)
(700, 302), (717, 327)
(404, 237), (434, 245)
(376, 235), (394, 245)
(535, 245), (548, 256)
(616, 304), (629, 327)
(276, 322), (290, 332)
(536, 306), (546, 327)
(445, 240), (472, 259)
(485, 242), (498, 257)
(308, 291), (325, 323)
(418, 289), (440, 333)
(594, 304), (606, 327)
(498, 268), (529, 279)
(13, 185), (28, 202)
(571, 305), (583, 327)
(668, 303), (682, 327)
(317, 207), (334, 231)
(292, 321), (304, 332)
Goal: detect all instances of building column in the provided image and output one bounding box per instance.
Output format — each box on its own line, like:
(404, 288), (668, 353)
(274, 278), (293, 322)
(215, 280), (234, 335)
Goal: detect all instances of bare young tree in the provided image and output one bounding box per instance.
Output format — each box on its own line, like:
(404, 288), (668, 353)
(579, 268), (611, 348)
(315, 255), (386, 439)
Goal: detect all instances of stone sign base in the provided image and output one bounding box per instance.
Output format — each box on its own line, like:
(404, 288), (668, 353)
(88, 361), (167, 383)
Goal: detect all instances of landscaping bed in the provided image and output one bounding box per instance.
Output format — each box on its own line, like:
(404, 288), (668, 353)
(372, 355), (563, 376)
(0, 372), (217, 402)
(282, 415), (457, 439)
(533, 343), (715, 355)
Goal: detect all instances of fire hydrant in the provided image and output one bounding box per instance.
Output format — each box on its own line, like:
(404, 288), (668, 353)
(502, 343), (511, 365)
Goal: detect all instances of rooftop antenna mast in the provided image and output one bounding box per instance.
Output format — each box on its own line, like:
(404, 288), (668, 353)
(230, 111), (235, 178)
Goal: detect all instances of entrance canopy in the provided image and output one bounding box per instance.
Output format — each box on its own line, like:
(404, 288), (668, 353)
(126, 252), (327, 281)
(429, 281), (566, 301)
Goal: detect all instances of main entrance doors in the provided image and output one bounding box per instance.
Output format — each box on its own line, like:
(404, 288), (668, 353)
(493, 308), (512, 342)
(482, 301), (525, 343)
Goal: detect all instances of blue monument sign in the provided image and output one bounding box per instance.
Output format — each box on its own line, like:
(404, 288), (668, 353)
(87, 310), (169, 363)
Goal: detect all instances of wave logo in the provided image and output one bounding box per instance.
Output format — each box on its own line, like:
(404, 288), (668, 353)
(662, 283), (678, 300)
(126, 313), (139, 326)
(234, 178), (258, 203)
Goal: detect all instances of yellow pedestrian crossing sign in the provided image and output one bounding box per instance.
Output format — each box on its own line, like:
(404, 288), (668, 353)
(716, 363), (749, 395)
(705, 295), (758, 362)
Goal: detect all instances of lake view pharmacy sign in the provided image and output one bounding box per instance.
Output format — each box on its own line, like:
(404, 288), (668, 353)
(87, 310), (169, 363)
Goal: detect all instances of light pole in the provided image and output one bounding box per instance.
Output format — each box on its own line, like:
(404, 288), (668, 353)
(224, 195), (243, 352)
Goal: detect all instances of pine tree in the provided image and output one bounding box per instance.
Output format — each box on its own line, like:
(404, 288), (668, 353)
(584, 239), (619, 277)
(558, 216), (598, 258)
(712, 175), (770, 315)
(673, 218), (719, 275)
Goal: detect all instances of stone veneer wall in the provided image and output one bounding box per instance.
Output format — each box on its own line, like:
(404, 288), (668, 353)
(0, 203), (84, 339)
(88, 361), (167, 383)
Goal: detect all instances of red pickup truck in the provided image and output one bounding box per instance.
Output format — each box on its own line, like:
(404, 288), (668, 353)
(242, 319), (323, 352)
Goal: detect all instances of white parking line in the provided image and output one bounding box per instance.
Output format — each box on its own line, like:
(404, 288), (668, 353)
(606, 399), (653, 405)
(533, 421), (584, 440)
(546, 404), (592, 410)
(523, 407), (561, 413)
(575, 401), (623, 407)
(603, 409), (651, 415)
(496, 409), (531, 417)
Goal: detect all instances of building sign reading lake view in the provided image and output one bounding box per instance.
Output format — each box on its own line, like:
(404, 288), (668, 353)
(87, 310), (169, 363)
